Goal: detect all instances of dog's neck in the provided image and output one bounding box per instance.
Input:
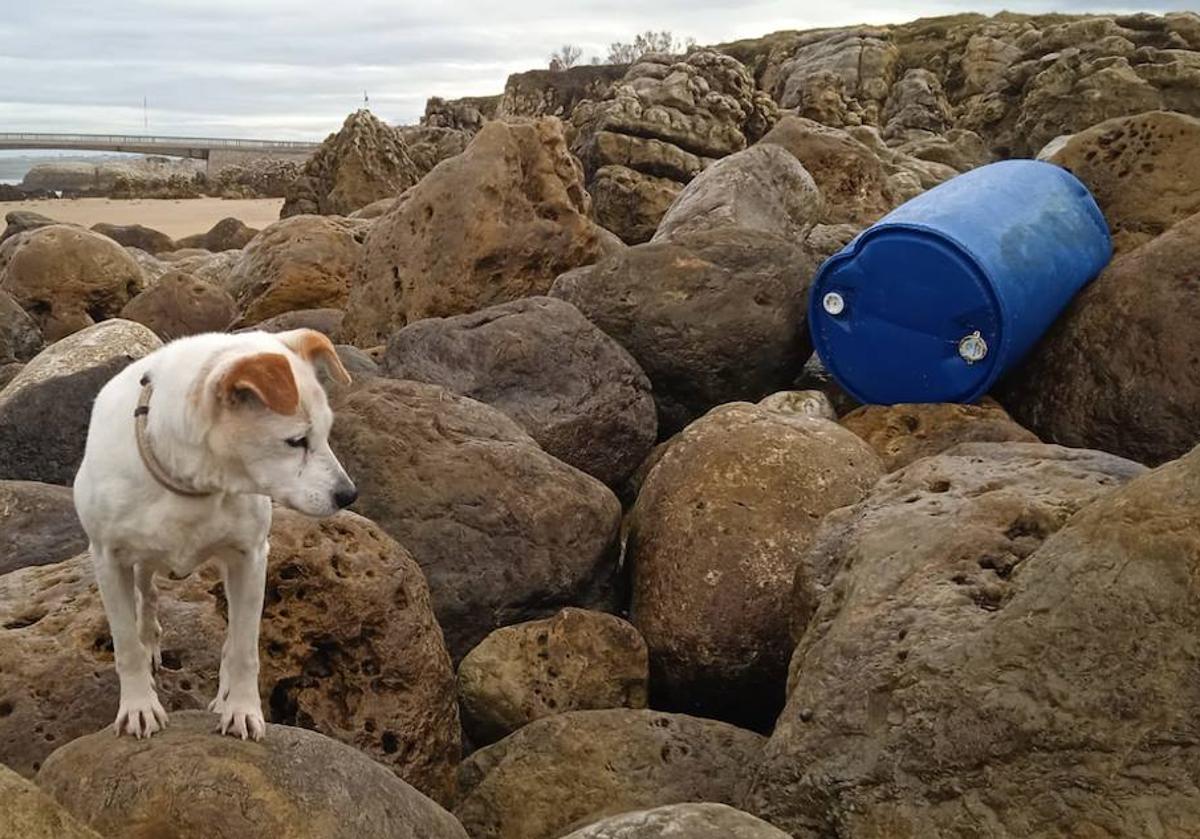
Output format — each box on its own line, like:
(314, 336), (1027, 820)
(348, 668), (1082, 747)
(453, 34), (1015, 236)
(138, 370), (259, 498)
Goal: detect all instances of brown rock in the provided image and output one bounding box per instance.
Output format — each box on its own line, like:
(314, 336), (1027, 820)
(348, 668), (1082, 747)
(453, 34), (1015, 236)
(0, 510), (460, 804)
(0, 764), (101, 839)
(841, 400), (1039, 471)
(119, 270), (238, 340)
(330, 378), (621, 660)
(0, 225), (145, 341)
(1000, 210), (1200, 466)
(0, 481), (86, 575)
(748, 442), (1161, 837)
(250, 307), (346, 337)
(587, 165), (682, 245)
(0, 289), (42, 363)
(560, 804), (790, 839)
(36, 712), (468, 839)
(1042, 110), (1200, 252)
(380, 296), (657, 486)
(225, 215), (363, 325)
(343, 118), (613, 345)
(652, 144), (823, 243)
(760, 116), (897, 226)
(455, 710), (765, 839)
(90, 222), (175, 254)
(281, 109), (421, 218)
(457, 609), (649, 747)
(551, 227), (817, 434)
(1, 211), (62, 245)
(174, 216), (260, 251)
(627, 404), (883, 728)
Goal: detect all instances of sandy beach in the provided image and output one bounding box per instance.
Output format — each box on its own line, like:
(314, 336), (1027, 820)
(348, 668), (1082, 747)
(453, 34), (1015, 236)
(4, 197), (284, 240)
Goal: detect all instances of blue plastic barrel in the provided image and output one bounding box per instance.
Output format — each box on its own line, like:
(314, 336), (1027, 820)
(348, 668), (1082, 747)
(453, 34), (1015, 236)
(808, 159), (1111, 405)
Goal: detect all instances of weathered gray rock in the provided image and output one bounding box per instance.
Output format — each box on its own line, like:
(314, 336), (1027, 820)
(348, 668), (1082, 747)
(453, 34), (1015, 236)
(757, 389), (837, 420)
(653, 144), (822, 243)
(330, 378), (621, 660)
(552, 228), (816, 434)
(0, 225), (145, 341)
(0, 510), (460, 803)
(344, 118), (614, 345)
(772, 29), (901, 127)
(841, 400), (1039, 471)
(561, 804), (791, 839)
(1000, 210), (1200, 466)
(0, 289), (42, 363)
(118, 270), (238, 340)
(749, 443), (1164, 837)
(0, 764), (101, 839)
(458, 609), (649, 747)
(36, 712), (468, 839)
(381, 296), (656, 486)
(0, 481), (86, 575)
(225, 215), (363, 325)
(627, 404), (883, 728)
(456, 710), (766, 839)
(0, 319), (161, 484)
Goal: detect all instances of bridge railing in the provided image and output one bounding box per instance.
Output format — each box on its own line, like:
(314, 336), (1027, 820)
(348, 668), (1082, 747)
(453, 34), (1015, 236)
(0, 133), (319, 151)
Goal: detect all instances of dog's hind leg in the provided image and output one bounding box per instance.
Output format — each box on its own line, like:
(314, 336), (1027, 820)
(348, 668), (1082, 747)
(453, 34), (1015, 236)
(134, 563), (163, 675)
(94, 546), (168, 738)
(211, 542), (268, 741)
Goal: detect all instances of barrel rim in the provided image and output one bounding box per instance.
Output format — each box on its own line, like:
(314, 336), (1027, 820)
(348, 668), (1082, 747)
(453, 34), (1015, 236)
(809, 222), (1009, 405)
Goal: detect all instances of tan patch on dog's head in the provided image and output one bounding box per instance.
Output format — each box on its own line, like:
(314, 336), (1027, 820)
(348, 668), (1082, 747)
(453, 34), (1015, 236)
(277, 328), (352, 385)
(219, 352), (300, 415)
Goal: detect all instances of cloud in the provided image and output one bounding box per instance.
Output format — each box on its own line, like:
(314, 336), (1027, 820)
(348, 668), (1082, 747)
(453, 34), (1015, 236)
(2, 0), (1193, 139)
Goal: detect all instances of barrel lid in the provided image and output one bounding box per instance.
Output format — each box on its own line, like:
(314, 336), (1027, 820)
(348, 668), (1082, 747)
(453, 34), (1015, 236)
(809, 224), (1005, 405)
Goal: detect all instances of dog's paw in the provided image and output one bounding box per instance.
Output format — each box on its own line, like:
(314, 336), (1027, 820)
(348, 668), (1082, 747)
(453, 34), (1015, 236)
(114, 693), (168, 739)
(216, 699), (265, 742)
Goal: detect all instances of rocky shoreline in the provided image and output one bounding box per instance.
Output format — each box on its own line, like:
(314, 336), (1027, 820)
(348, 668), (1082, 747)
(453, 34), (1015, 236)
(4, 9), (1200, 839)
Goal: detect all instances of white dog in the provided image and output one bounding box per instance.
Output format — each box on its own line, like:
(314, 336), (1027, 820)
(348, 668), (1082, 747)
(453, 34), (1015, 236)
(74, 328), (357, 741)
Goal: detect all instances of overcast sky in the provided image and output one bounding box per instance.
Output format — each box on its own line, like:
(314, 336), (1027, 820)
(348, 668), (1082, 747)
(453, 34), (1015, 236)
(1, 0), (1191, 142)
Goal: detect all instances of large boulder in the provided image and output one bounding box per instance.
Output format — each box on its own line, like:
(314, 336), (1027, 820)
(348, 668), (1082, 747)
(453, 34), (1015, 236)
(652, 143), (822, 243)
(380, 296), (657, 486)
(0, 225), (145, 341)
(1, 210), (61, 245)
(458, 608), (649, 747)
(90, 222), (175, 254)
(251, 307), (345, 337)
(455, 710), (766, 839)
(841, 400), (1039, 471)
(769, 28), (901, 127)
(571, 50), (779, 243)
(281, 109), (421, 218)
(0, 289), (42, 363)
(497, 65), (628, 120)
(0, 319), (161, 484)
(747, 442), (1166, 837)
(759, 116), (898, 225)
(999, 210), (1200, 466)
(225, 215), (363, 325)
(36, 712), (468, 839)
(551, 228), (817, 434)
(330, 378), (621, 660)
(0, 481), (86, 575)
(165, 249), (240, 288)
(118, 270), (238, 340)
(343, 118), (615, 345)
(627, 404), (883, 728)
(561, 804), (790, 839)
(1042, 110), (1200, 253)
(0, 509), (460, 803)
(0, 764), (101, 839)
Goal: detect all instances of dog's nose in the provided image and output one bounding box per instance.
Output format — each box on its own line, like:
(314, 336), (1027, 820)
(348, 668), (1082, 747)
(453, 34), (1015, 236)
(333, 484), (358, 509)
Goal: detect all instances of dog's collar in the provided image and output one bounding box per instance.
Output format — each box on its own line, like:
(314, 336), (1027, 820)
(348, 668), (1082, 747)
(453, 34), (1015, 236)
(134, 374), (214, 498)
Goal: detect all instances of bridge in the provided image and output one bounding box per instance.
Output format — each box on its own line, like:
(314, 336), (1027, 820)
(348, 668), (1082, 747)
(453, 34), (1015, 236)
(0, 132), (320, 160)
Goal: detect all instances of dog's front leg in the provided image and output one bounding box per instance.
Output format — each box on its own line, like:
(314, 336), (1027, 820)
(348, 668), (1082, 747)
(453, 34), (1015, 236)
(211, 542), (268, 740)
(94, 549), (168, 737)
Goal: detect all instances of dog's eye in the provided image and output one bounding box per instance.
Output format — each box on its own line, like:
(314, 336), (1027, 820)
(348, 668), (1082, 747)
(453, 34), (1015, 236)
(285, 436), (309, 450)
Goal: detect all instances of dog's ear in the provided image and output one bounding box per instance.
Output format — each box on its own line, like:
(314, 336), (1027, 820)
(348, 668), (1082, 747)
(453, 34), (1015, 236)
(219, 353), (300, 415)
(276, 329), (352, 386)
